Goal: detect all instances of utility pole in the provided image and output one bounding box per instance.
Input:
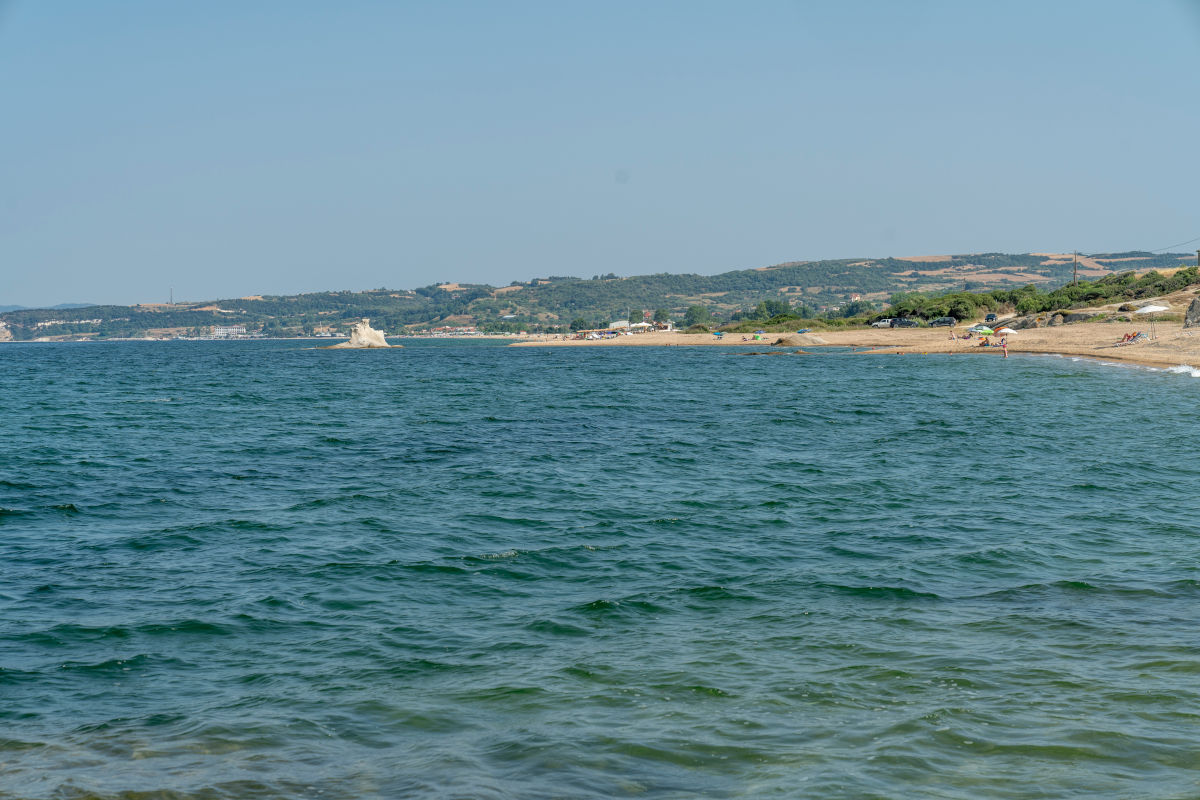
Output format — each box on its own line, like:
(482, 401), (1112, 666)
(1073, 251), (1078, 286)
(169, 287), (174, 305)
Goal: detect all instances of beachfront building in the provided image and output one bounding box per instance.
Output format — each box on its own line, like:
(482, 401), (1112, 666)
(211, 325), (247, 338)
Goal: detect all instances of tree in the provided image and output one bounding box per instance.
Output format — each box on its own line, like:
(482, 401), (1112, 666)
(839, 299), (875, 318)
(569, 318), (589, 331)
(948, 298), (975, 320)
(754, 298), (792, 319)
(653, 308), (670, 323)
(1016, 295), (1043, 315)
(683, 305), (712, 327)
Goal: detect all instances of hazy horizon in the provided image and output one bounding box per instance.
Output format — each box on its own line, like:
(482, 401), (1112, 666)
(4, 247), (1200, 312)
(3, 1), (1198, 307)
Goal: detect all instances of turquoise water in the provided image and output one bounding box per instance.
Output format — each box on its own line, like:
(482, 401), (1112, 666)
(3, 340), (1200, 799)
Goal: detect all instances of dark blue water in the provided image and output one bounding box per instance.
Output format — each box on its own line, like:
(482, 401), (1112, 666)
(3, 340), (1200, 799)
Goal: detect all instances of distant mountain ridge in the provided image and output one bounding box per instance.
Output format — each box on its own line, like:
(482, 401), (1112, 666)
(1, 252), (1192, 340)
(0, 303), (94, 313)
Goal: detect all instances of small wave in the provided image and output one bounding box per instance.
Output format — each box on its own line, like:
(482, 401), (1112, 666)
(123, 532), (205, 550)
(815, 583), (943, 601)
(454, 684), (552, 704)
(41, 623), (132, 642)
(285, 494), (387, 511)
(973, 579), (1180, 601)
(140, 619), (236, 637)
(475, 549), (519, 560)
(0, 666), (40, 685)
(0, 737), (46, 752)
(55, 653), (175, 674)
(403, 562), (471, 576)
(572, 597), (668, 617)
(1165, 364), (1200, 377)
(679, 585), (762, 604)
(525, 618), (592, 637)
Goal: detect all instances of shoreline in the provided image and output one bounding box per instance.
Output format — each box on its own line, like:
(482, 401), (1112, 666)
(509, 322), (1200, 370)
(6, 326), (1197, 370)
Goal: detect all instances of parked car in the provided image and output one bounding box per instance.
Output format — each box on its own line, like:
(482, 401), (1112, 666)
(870, 318), (894, 328)
(984, 313), (997, 322)
(930, 317), (956, 327)
(891, 318), (920, 328)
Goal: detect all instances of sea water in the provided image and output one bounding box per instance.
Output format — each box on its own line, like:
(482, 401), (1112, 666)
(2, 340), (1200, 799)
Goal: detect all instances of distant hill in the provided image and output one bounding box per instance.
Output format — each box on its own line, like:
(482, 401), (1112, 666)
(0, 253), (1192, 340)
(0, 303), (95, 313)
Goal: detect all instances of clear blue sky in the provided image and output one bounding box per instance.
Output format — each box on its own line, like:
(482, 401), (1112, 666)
(3, 1), (1198, 306)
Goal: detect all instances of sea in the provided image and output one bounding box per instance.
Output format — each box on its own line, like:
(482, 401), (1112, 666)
(3, 339), (1200, 799)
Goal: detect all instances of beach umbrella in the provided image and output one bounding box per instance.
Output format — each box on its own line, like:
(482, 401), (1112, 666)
(972, 327), (995, 336)
(997, 327), (1017, 334)
(1135, 304), (1168, 340)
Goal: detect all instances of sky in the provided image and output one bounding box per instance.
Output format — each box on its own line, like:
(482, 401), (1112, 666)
(2, 1), (1199, 307)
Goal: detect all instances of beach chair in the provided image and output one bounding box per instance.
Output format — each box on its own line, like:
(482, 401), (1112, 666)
(1115, 332), (1148, 347)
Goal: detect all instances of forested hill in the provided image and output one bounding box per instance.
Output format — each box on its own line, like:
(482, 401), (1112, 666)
(2, 251), (1193, 340)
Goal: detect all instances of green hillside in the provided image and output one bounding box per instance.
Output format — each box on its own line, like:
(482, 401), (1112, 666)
(2, 251), (1193, 340)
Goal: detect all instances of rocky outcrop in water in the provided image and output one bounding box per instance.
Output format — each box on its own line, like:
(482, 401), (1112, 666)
(327, 319), (398, 348)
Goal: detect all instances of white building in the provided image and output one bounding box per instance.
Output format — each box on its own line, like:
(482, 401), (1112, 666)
(212, 325), (247, 338)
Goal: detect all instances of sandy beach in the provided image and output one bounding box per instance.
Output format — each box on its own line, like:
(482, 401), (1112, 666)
(511, 322), (1200, 369)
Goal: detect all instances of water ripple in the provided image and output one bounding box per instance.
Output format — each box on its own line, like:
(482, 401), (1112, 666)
(2, 341), (1200, 798)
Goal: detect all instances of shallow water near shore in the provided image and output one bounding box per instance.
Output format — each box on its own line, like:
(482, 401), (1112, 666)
(3, 340), (1200, 799)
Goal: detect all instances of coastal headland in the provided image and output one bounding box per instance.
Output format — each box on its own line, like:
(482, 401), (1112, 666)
(510, 322), (1200, 370)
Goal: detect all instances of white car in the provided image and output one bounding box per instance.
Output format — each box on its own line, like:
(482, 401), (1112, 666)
(870, 318), (894, 328)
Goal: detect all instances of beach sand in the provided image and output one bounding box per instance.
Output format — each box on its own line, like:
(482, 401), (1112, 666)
(511, 323), (1200, 369)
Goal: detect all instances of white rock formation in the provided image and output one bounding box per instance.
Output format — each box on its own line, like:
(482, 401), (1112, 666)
(328, 319), (397, 348)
